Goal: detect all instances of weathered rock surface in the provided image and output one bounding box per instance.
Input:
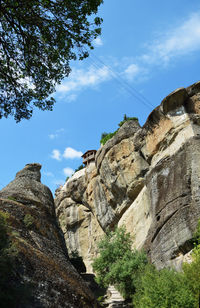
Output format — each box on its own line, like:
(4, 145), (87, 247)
(55, 81), (200, 271)
(55, 166), (105, 273)
(0, 163), (100, 307)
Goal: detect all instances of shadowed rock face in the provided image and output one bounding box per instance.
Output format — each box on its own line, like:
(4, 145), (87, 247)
(55, 81), (200, 271)
(0, 163), (100, 308)
(144, 137), (200, 268)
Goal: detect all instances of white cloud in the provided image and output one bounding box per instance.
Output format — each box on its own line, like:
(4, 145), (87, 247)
(57, 128), (65, 133)
(49, 134), (57, 140)
(93, 37), (103, 47)
(144, 12), (200, 65)
(63, 167), (74, 177)
(124, 63), (140, 81)
(48, 128), (65, 140)
(67, 94), (77, 102)
(51, 149), (62, 161)
(120, 11), (200, 83)
(63, 147), (83, 159)
(56, 65), (111, 95)
(54, 11), (200, 102)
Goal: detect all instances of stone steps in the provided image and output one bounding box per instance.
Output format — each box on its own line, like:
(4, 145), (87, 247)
(103, 285), (129, 308)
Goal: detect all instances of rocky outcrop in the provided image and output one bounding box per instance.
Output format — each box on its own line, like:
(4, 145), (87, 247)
(55, 81), (200, 271)
(143, 137), (200, 269)
(55, 167), (105, 273)
(0, 163), (100, 307)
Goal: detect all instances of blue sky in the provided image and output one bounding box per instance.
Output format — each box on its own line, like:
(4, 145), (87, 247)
(1, 0), (200, 194)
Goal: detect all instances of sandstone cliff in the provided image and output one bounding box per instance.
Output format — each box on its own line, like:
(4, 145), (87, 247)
(55, 81), (200, 272)
(0, 163), (100, 308)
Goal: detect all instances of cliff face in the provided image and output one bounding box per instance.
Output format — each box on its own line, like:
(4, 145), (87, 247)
(0, 163), (100, 308)
(55, 81), (200, 272)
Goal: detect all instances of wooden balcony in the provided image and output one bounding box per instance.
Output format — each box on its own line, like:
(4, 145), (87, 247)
(82, 150), (96, 165)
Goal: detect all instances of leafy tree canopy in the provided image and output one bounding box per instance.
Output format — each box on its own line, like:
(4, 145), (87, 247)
(133, 264), (196, 308)
(92, 227), (148, 299)
(0, 0), (103, 121)
(134, 221), (200, 308)
(93, 225), (200, 307)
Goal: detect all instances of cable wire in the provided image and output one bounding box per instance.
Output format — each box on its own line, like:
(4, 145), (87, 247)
(85, 49), (154, 110)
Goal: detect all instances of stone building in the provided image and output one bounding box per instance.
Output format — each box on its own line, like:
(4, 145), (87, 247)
(82, 150), (97, 166)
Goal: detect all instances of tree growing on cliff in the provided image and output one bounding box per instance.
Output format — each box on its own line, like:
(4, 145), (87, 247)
(0, 0), (103, 121)
(133, 265), (195, 308)
(182, 220), (200, 306)
(93, 226), (199, 307)
(133, 221), (200, 308)
(92, 227), (148, 299)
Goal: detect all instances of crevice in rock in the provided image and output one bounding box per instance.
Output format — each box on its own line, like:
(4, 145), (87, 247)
(139, 149), (146, 162)
(156, 193), (189, 217)
(171, 239), (194, 259)
(151, 206), (189, 244)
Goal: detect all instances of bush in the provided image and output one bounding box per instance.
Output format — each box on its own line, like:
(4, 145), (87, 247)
(182, 221), (200, 307)
(100, 114), (138, 145)
(133, 265), (195, 308)
(7, 196), (17, 201)
(92, 227), (148, 299)
(118, 114), (138, 127)
(191, 219), (200, 246)
(75, 164), (84, 173)
(133, 220), (200, 308)
(93, 224), (200, 306)
(23, 214), (34, 228)
(100, 130), (119, 145)
(101, 132), (109, 139)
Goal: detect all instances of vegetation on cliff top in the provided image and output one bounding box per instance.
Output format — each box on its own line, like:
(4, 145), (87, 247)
(93, 225), (200, 307)
(65, 164), (84, 182)
(100, 114), (138, 145)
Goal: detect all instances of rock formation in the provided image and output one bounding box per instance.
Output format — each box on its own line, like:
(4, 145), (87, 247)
(55, 81), (200, 272)
(0, 163), (100, 307)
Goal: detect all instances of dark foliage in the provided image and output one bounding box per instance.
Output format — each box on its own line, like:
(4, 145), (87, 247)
(92, 227), (148, 299)
(0, 0), (103, 121)
(75, 164), (85, 173)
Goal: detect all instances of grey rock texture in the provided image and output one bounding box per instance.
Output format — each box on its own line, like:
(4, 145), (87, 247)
(144, 137), (200, 268)
(0, 163), (100, 308)
(96, 119), (141, 171)
(55, 81), (200, 271)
